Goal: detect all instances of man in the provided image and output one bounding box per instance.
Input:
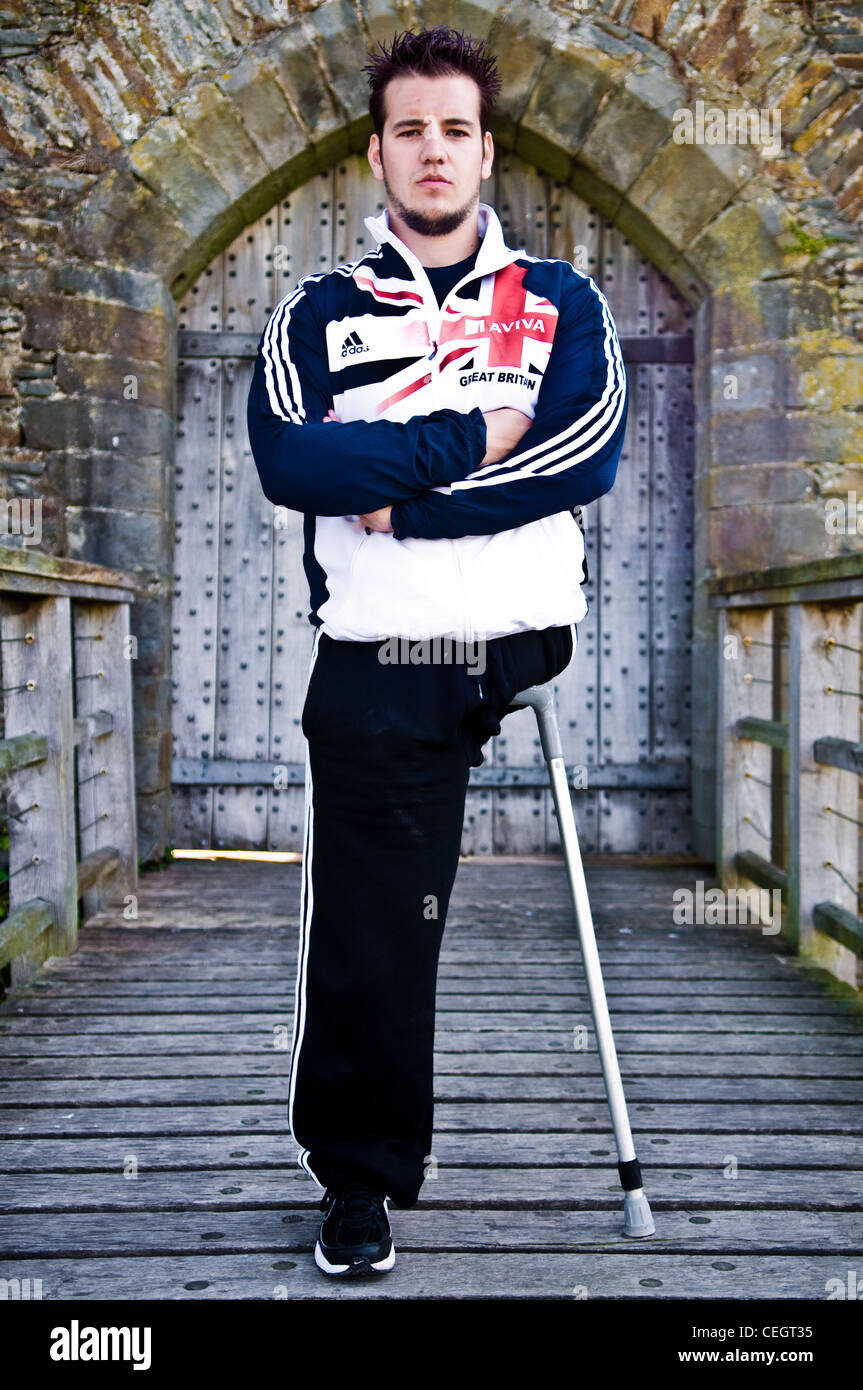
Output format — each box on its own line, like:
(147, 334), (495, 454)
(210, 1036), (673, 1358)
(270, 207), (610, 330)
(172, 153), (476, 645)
(246, 25), (627, 1277)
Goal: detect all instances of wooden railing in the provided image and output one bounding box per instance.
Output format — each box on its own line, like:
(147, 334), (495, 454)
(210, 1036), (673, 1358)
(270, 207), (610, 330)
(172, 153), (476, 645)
(0, 548), (139, 987)
(710, 555), (863, 987)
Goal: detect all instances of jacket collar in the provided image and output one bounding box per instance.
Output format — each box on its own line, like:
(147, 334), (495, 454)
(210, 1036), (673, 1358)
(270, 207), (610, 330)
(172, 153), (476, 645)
(363, 201), (519, 281)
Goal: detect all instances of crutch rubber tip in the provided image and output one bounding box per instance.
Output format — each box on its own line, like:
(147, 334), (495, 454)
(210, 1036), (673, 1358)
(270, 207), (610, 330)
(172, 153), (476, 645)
(623, 1189), (656, 1238)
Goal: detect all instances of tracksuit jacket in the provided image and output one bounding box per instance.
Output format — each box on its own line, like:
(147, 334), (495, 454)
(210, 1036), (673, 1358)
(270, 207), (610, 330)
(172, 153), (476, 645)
(246, 202), (628, 643)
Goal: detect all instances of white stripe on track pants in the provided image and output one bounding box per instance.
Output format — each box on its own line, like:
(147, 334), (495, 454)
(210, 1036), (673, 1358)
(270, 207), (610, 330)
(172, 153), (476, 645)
(289, 622), (575, 1207)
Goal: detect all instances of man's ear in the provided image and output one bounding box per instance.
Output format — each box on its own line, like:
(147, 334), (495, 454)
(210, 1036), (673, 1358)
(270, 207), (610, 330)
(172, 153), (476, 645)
(481, 130), (494, 181)
(368, 133), (385, 182)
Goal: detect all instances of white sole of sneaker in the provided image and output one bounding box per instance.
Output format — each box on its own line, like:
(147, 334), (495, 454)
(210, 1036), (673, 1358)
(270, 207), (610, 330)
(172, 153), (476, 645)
(314, 1240), (396, 1275)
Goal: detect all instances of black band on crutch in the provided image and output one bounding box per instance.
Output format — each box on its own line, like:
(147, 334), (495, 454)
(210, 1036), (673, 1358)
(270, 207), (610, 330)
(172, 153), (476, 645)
(508, 682), (656, 1238)
(618, 1158), (644, 1192)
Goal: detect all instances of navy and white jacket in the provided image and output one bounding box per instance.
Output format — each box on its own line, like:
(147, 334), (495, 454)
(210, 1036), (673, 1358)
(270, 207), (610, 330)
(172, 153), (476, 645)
(247, 202), (627, 643)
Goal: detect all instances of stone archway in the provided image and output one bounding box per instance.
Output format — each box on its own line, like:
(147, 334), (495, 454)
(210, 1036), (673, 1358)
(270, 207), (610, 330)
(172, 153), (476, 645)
(10, 0), (860, 859)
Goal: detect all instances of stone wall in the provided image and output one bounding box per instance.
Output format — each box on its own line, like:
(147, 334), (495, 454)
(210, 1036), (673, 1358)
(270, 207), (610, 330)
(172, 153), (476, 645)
(0, 0), (861, 861)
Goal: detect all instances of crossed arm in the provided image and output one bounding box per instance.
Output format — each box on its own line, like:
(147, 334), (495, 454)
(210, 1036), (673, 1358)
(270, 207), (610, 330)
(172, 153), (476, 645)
(323, 406), (535, 533)
(247, 265), (627, 539)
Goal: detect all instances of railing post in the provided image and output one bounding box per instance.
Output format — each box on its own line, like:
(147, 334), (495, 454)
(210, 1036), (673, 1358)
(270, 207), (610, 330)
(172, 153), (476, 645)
(74, 600), (138, 920)
(717, 605), (774, 917)
(2, 593), (77, 984)
(789, 599), (859, 984)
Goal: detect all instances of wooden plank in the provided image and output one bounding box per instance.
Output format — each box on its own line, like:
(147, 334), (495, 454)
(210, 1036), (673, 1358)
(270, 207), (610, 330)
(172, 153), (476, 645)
(172, 234), (224, 845)
(264, 171), (340, 855)
(0, 1131), (857, 1173)
(0, 548), (137, 594)
(210, 349), (273, 851)
(814, 736), (863, 776)
(2, 1027), (861, 1056)
(1, 1101), (860, 1135)
(8, 974), (847, 998)
(1, 592), (77, 983)
(332, 153), (384, 266)
(6, 991), (860, 1016)
(3, 1012), (862, 1038)
(172, 354), (222, 849)
(10, 966), (841, 990)
(717, 606), (777, 928)
(0, 1250), (852, 1299)
(814, 902), (863, 957)
(708, 553), (863, 601)
(2, 1075), (861, 1106)
(734, 850), (788, 893)
(74, 599), (137, 920)
(4, 1050), (860, 1079)
(789, 600), (859, 981)
(0, 731), (49, 778)
(0, 899), (52, 971)
(0, 1166), (861, 1210)
(0, 1207), (858, 1257)
(648, 341), (695, 855)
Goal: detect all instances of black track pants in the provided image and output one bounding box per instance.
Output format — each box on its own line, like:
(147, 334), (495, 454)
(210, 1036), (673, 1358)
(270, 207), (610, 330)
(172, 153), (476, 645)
(289, 622), (575, 1207)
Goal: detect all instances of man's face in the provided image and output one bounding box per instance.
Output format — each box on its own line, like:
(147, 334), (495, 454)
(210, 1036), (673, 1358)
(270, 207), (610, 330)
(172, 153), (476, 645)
(368, 72), (494, 238)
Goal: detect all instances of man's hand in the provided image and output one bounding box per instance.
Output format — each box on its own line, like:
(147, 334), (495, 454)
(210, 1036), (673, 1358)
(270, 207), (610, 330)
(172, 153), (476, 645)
(480, 407), (533, 466)
(358, 505), (393, 533)
(324, 410), (393, 532)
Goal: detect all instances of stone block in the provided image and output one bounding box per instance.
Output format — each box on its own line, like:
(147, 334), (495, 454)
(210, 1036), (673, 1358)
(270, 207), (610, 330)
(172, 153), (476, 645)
(810, 459), (863, 497)
(171, 82), (271, 210)
(133, 728), (173, 797)
(56, 353), (173, 415)
(483, 3), (571, 139)
(687, 194), (794, 290)
(265, 22), (345, 143)
(710, 408), (863, 467)
(627, 137), (756, 252)
(709, 350), (792, 412)
(707, 463), (814, 508)
(521, 24), (634, 160)
(128, 118), (234, 243)
(579, 58), (688, 192)
(24, 295), (173, 360)
(708, 500), (860, 574)
(128, 593), (174, 678)
(69, 169), (190, 281)
(708, 280), (839, 349)
(135, 792), (171, 863)
(218, 50), (310, 173)
(21, 398), (173, 460)
(65, 504), (171, 576)
(306, 0), (375, 124)
(53, 263), (174, 319)
(132, 674), (173, 739)
(60, 447), (169, 515)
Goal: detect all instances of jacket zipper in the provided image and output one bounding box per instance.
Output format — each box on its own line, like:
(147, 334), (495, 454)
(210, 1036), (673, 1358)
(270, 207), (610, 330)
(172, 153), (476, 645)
(372, 224), (518, 649)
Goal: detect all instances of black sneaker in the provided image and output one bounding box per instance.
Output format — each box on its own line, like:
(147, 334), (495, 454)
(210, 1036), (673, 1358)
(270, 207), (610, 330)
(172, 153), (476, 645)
(315, 1184), (395, 1276)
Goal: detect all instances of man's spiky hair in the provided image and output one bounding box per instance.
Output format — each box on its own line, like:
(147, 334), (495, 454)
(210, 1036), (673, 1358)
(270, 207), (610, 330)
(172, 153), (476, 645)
(363, 26), (502, 139)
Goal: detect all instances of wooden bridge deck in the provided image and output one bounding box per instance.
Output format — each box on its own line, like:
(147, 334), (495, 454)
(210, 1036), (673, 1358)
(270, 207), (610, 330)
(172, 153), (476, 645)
(1, 858), (862, 1300)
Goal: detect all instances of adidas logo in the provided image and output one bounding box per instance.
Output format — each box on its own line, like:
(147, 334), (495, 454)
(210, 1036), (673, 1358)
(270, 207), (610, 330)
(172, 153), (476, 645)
(341, 330), (370, 359)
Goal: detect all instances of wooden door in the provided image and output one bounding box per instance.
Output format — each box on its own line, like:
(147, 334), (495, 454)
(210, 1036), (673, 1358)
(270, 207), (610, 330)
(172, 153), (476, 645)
(172, 153), (695, 855)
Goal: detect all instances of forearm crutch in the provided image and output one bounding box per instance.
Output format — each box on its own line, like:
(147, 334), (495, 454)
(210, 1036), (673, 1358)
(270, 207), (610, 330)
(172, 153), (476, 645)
(509, 683), (656, 1237)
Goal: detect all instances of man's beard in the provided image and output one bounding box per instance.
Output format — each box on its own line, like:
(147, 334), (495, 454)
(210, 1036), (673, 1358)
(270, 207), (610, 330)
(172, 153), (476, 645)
(380, 161), (479, 237)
